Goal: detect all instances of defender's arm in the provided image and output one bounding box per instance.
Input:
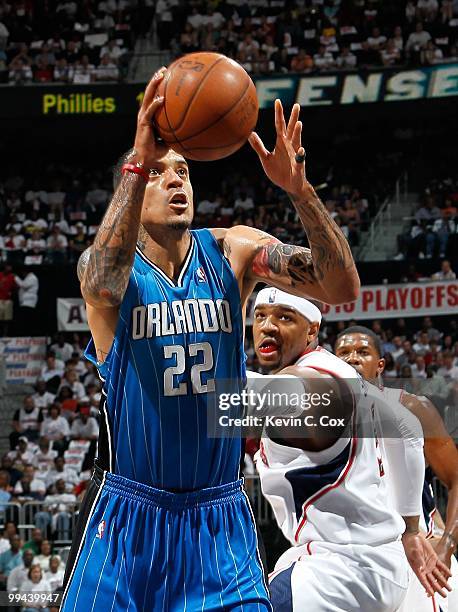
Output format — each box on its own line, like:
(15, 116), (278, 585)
(402, 393), (458, 567)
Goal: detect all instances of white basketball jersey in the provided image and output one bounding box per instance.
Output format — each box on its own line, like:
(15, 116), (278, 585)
(255, 347), (405, 547)
(381, 386), (437, 538)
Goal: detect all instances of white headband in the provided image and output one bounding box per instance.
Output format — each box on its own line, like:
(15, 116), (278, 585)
(254, 287), (322, 324)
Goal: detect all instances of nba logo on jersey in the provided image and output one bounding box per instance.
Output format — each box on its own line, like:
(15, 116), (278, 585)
(195, 266), (207, 283)
(96, 520), (106, 539)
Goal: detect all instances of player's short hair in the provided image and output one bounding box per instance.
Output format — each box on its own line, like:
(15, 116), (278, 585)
(336, 325), (382, 357)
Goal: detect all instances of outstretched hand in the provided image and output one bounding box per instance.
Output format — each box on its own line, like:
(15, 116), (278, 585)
(133, 68), (166, 166)
(402, 532), (452, 598)
(248, 100), (309, 199)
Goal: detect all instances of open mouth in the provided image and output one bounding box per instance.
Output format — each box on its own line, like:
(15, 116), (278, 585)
(258, 338), (280, 356)
(169, 192), (188, 210)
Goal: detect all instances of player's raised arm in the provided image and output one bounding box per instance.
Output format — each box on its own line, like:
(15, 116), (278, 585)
(78, 69), (165, 309)
(247, 100), (360, 304)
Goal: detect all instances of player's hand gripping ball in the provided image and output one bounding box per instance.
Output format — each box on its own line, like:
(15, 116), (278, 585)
(154, 52), (259, 161)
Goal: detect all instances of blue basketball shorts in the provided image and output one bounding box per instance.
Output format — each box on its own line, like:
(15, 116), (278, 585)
(61, 465), (272, 611)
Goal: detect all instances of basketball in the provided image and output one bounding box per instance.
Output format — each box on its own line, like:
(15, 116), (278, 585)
(154, 52), (259, 161)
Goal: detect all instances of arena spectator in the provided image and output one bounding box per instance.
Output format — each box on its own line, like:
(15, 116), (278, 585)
(237, 33), (260, 71)
(95, 54), (119, 81)
(45, 556), (64, 591)
(411, 355), (428, 378)
(0, 470), (12, 511)
(366, 26), (387, 51)
(432, 259), (456, 280)
(416, 0), (439, 21)
(46, 226), (68, 264)
(0, 262), (15, 335)
(53, 57), (71, 83)
(71, 55), (96, 84)
(0, 456), (22, 488)
(13, 465), (46, 502)
(381, 39), (402, 65)
(392, 26), (405, 51)
(50, 334), (74, 364)
(10, 396), (43, 448)
(0, 534), (23, 587)
(419, 316), (442, 342)
(58, 370), (85, 401)
(406, 22), (432, 56)
(290, 49), (313, 72)
(313, 44), (335, 71)
(156, 0), (176, 50)
(22, 528), (44, 556)
(7, 549), (35, 592)
(8, 57), (33, 84)
(421, 39), (444, 64)
(40, 404), (70, 453)
(32, 380), (55, 411)
(14, 267), (39, 335)
(0, 522), (16, 554)
(34, 479), (76, 541)
(25, 229), (47, 256)
(33, 438), (58, 473)
(19, 563), (53, 608)
(55, 389), (78, 422)
(413, 331), (431, 355)
(40, 352), (65, 393)
(438, 352), (458, 380)
(336, 46), (357, 69)
(70, 405), (99, 441)
(46, 457), (78, 493)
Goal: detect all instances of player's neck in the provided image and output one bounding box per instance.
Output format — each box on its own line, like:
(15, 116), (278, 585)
(139, 228), (192, 281)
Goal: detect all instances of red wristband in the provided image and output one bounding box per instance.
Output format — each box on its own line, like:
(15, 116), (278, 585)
(121, 163), (150, 182)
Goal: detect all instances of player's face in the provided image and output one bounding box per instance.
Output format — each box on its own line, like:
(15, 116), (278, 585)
(335, 333), (384, 380)
(141, 146), (193, 231)
(253, 304), (319, 373)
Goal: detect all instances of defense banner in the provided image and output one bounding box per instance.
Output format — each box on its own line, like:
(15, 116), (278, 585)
(57, 298), (89, 331)
(0, 337), (47, 384)
(249, 281), (458, 323)
(0, 63), (457, 118)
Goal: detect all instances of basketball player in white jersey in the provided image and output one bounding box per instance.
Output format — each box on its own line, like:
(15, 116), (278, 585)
(335, 325), (458, 612)
(249, 287), (451, 611)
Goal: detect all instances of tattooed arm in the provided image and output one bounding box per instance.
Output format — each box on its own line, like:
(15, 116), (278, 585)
(78, 69), (165, 309)
(242, 99), (360, 304)
(79, 173), (147, 307)
(249, 189), (359, 303)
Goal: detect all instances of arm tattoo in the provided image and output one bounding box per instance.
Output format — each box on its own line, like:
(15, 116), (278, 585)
(252, 241), (317, 288)
(290, 191), (355, 283)
(80, 172), (146, 306)
(137, 224), (149, 252)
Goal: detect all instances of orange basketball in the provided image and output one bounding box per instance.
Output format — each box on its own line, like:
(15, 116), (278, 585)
(154, 52), (259, 162)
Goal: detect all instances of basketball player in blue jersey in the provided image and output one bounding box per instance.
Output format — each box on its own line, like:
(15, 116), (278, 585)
(61, 68), (360, 611)
(335, 326), (458, 611)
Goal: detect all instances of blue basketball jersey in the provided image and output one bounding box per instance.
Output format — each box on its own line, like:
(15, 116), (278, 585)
(85, 228), (246, 491)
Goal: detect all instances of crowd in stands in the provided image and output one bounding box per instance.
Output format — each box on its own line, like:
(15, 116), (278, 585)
(1, 1), (458, 86)
(396, 173), (458, 260)
(159, 0), (458, 74)
(0, 161), (372, 274)
(0, 0), (144, 84)
(0, 331), (101, 600)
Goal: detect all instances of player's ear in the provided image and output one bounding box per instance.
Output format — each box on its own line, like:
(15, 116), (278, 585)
(377, 358), (385, 376)
(308, 321), (320, 342)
